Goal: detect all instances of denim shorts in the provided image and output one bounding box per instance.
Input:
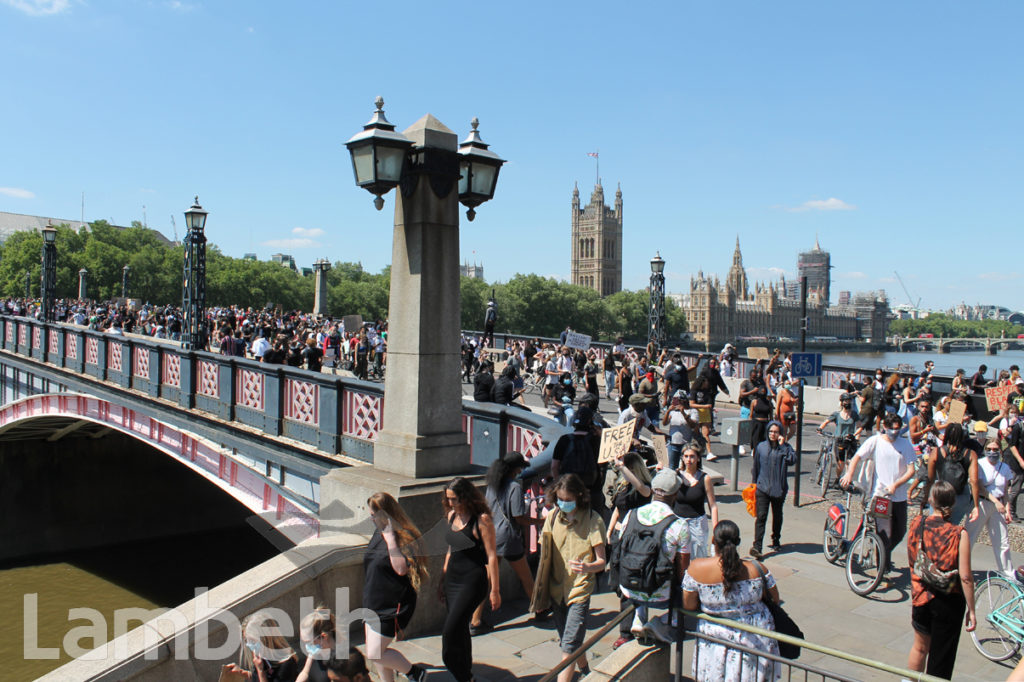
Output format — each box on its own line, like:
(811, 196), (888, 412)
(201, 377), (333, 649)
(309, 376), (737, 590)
(552, 598), (590, 654)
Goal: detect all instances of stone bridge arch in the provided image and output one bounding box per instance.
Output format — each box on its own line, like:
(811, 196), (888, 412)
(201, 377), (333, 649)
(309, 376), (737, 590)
(0, 393), (319, 546)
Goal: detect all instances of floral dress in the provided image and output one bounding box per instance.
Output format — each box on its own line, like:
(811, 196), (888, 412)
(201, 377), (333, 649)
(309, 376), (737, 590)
(682, 571), (780, 682)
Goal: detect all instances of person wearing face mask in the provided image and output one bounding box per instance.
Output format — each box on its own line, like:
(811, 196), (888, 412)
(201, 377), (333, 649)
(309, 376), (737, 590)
(840, 413), (918, 569)
(965, 438), (1014, 578)
(775, 380), (797, 442)
(362, 492), (430, 682)
(531, 473), (607, 682)
(296, 608), (335, 682)
(921, 423), (981, 527)
(749, 420), (797, 558)
(233, 611), (301, 682)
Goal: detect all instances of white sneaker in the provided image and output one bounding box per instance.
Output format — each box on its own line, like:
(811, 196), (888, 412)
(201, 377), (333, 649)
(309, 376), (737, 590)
(706, 453), (719, 462)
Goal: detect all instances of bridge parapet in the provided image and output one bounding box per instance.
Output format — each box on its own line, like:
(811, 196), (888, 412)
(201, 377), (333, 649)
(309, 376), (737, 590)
(0, 315), (561, 475)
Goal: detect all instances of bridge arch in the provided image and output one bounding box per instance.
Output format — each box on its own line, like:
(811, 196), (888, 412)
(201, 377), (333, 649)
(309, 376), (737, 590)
(0, 393), (318, 545)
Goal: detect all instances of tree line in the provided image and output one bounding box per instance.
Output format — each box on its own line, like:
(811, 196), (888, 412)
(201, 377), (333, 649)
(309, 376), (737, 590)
(889, 314), (1024, 339)
(0, 222), (687, 343)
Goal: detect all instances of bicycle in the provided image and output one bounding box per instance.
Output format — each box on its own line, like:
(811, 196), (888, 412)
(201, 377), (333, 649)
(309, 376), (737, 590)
(813, 430), (837, 497)
(822, 484), (889, 596)
(972, 571), (1024, 661)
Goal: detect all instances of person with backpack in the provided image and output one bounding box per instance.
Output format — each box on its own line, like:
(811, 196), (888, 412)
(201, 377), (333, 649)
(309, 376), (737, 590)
(530, 474), (607, 682)
(922, 422), (980, 526)
(611, 469), (689, 645)
(551, 405), (604, 518)
(606, 452), (653, 649)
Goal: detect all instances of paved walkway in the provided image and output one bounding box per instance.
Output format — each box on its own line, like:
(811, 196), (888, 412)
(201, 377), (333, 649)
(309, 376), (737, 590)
(371, 466), (1022, 681)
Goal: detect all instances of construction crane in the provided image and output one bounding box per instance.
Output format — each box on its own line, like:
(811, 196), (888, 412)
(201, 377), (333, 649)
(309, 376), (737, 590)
(170, 215), (178, 243)
(894, 271), (921, 308)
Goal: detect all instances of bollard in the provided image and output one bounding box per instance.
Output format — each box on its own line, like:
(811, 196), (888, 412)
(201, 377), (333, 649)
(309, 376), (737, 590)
(721, 417), (752, 492)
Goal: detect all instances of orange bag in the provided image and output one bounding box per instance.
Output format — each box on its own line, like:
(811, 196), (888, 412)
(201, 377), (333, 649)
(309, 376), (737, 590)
(742, 484), (758, 517)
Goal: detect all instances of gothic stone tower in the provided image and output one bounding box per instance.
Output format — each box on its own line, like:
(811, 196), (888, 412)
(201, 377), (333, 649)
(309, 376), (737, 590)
(571, 182), (622, 296)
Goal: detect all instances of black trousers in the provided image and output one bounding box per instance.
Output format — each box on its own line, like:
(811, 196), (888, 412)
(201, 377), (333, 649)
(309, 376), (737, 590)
(912, 590), (967, 679)
(750, 420), (768, 450)
(753, 490), (784, 549)
(443, 566), (488, 682)
(1007, 469), (1024, 520)
(875, 500), (908, 568)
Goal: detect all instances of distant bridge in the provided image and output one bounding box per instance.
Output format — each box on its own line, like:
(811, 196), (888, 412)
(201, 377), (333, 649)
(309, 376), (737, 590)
(0, 315), (561, 549)
(894, 336), (1023, 354)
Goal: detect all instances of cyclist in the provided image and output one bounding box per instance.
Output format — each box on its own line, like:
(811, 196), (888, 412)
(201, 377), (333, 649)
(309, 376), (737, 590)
(840, 413), (917, 570)
(817, 395), (858, 487)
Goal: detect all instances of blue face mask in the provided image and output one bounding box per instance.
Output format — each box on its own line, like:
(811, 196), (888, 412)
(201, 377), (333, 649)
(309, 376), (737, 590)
(557, 499), (576, 514)
(245, 640), (262, 657)
(303, 641), (321, 657)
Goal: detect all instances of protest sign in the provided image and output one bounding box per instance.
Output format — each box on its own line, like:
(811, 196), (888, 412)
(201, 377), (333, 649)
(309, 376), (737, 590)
(598, 419), (636, 464)
(564, 331), (592, 351)
(651, 434), (670, 469)
(342, 315), (363, 333)
(948, 399), (967, 425)
(747, 346), (770, 360)
(986, 385), (1015, 412)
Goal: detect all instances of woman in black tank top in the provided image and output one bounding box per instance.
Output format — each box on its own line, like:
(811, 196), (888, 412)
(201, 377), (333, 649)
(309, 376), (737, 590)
(674, 446), (719, 558)
(442, 478), (500, 682)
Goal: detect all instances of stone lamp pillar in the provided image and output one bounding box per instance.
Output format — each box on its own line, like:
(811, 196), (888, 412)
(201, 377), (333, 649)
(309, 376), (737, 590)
(312, 258), (331, 317)
(78, 268), (88, 301)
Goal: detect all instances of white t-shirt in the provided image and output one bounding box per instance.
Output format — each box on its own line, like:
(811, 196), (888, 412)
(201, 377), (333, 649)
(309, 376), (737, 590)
(979, 456), (1012, 500)
(854, 433), (917, 502)
(667, 407), (698, 445)
(617, 406), (651, 431)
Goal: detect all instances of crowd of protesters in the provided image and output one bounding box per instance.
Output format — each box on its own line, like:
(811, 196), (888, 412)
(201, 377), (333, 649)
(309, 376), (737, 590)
(7, 297), (1024, 679)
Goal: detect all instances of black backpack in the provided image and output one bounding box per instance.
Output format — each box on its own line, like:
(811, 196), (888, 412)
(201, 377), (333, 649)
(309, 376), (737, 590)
(615, 511), (679, 594)
(937, 448), (969, 495)
(557, 434), (597, 487)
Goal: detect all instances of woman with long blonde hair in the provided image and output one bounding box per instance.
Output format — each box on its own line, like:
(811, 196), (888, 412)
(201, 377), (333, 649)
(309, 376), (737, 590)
(362, 492), (429, 682)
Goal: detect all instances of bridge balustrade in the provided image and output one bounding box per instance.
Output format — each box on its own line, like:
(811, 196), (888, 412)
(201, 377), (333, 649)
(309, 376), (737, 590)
(0, 316), (560, 475)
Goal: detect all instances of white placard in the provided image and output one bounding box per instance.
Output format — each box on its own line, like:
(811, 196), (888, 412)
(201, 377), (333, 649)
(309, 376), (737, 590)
(564, 331), (592, 351)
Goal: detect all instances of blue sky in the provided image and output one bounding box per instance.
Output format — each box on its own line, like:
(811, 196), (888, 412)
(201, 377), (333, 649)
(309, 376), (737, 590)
(1, 1), (1022, 311)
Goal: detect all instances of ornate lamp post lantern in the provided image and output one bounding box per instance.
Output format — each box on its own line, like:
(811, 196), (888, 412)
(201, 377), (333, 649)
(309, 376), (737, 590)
(181, 196), (208, 351)
(649, 251), (666, 353)
(122, 265), (131, 299)
(40, 224), (57, 322)
(24, 269), (31, 299)
(340, 97), (504, 479)
(78, 268), (88, 301)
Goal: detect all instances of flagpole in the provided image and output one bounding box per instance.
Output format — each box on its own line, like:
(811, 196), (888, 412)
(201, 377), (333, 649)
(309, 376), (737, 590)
(596, 148), (600, 186)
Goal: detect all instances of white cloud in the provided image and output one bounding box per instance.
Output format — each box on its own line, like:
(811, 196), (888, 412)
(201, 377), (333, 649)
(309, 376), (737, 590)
(0, 187), (35, 199)
(978, 272), (1022, 282)
(1, 0), (69, 15)
(291, 227), (325, 238)
(788, 197), (856, 212)
(165, 0), (196, 11)
(837, 271), (867, 279)
(746, 266), (789, 281)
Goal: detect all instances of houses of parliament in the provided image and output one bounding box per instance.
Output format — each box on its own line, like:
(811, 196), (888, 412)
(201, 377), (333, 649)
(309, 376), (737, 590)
(567, 183), (888, 345)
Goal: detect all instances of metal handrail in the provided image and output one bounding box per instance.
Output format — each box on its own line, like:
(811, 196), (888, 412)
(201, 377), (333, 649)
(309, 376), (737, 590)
(676, 608), (950, 682)
(537, 604), (636, 682)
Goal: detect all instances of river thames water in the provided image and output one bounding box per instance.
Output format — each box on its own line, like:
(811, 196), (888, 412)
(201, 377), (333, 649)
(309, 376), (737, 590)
(820, 348), (1024, 378)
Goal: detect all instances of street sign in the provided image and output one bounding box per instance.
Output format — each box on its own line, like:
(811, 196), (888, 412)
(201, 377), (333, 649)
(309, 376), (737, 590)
(790, 352), (822, 378)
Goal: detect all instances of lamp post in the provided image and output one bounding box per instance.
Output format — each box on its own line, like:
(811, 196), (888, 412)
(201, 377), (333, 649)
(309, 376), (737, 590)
(40, 224), (57, 322)
(343, 97), (504, 478)
(181, 196), (208, 351)
(122, 265), (131, 299)
(24, 270), (31, 299)
(78, 268), (88, 301)
(649, 251), (666, 353)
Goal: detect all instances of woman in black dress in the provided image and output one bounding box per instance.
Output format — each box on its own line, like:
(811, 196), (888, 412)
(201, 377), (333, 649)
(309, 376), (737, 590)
(442, 477), (501, 682)
(363, 492), (429, 682)
(674, 446), (719, 558)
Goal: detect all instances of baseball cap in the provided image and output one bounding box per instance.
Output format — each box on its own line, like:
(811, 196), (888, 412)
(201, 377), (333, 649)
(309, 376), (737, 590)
(651, 469), (682, 496)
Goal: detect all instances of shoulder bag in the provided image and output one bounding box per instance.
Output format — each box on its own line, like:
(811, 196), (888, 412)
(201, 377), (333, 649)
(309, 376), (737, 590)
(912, 520), (960, 594)
(752, 561), (803, 659)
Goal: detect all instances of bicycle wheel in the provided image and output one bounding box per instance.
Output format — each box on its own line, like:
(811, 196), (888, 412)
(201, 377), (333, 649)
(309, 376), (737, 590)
(822, 515), (844, 564)
(972, 576), (1024, 662)
(845, 531), (887, 595)
(818, 451), (834, 497)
